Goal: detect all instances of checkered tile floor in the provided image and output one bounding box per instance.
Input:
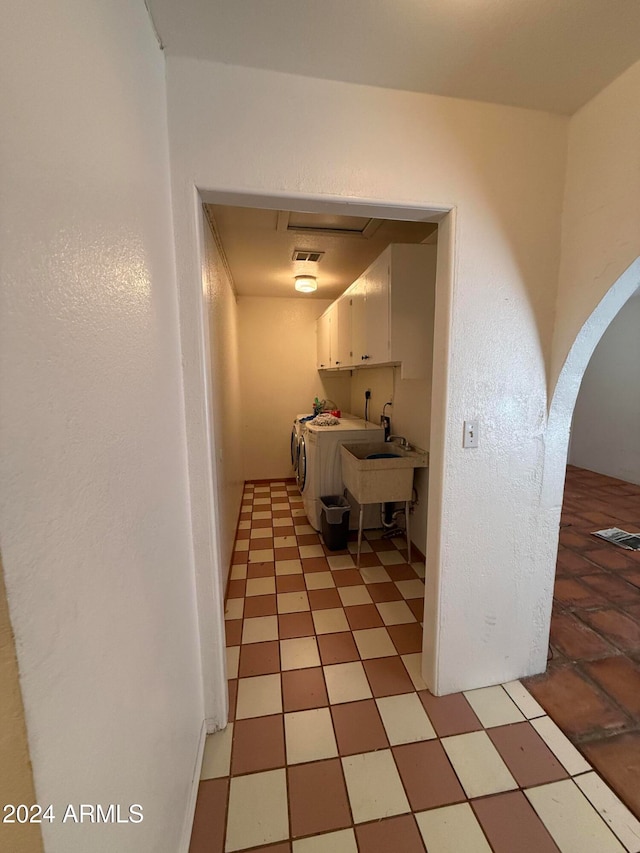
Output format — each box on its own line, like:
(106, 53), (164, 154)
(189, 480), (640, 853)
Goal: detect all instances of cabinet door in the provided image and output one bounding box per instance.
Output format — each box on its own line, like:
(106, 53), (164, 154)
(350, 277), (367, 365)
(334, 296), (352, 367)
(317, 310), (331, 369)
(363, 253), (390, 364)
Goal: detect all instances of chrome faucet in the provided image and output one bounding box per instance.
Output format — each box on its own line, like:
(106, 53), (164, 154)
(386, 435), (410, 449)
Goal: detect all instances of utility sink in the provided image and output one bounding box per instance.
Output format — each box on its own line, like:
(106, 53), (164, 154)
(340, 442), (429, 505)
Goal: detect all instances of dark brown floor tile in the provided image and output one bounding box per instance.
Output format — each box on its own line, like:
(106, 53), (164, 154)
(622, 569), (640, 590)
(581, 573), (640, 606)
(345, 604), (384, 630)
(272, 510), (292, 519)
(556, 548), (601, 576)
(387, 623), (423, 654)
(549, 611), (615, 660)
(225, 619), (242, 647)
(276, 574), (306, 594)
(587, 547), (636, 571)
(227, 679), (237, 722)
(370, 539), (397, 552)
(188, 778), (228, 853)
(308, 588), (343, 610)
(288, 759), (351, 838)
(386, 564), (420, 581)
(317, 632), (360, 665)
(407, 598), (424, 621)
(488, 722), (568, 787)
(472, 791), (560, 853)
(274, 546), (299, 561)
(333, 569), (365, 587)
(581, 608), (640, 652)
(282, 667), (329, 711)
(239, 640), (281, 677)
(629, 603), (640, 621)
(392, 740), (465, 811)
(250, 537), (274, 550)
(276, 525), (296, 538)
(355, 551), (383, 567)
(583, 656), (640, 718)
(355, 815), (425, 853)
(331, 699), (388, 756)
(251, 518), (272, 529)
(297, 533), (321, 546)
(553, 578), (608, 609)
(363, 656), (415, 696)
(301, 556), (330, 573)
(235, 529), (251, 540)
(368, 582), (403, 603)
(418, 691), (482, 737)
(247, 561), (276, 578)
(524, 665), (632, 738)
(244, 594), (278, 618)
(278, 612), (315, 639)
(322, 545), (350, 556)
(582, 732), (640, 820)
(231, 551), (248, 565)
(231, 715), (285, 775)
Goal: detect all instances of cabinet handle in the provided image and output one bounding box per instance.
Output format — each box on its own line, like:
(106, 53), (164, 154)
(361, 354), (370, 360)
(335, 361), (340, 365)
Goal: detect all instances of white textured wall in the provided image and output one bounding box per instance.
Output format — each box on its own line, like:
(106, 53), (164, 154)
(238, 297), (351, 480)
(0, 3), (203, 851)
(166, 56), (568, 694)
(203, 217), (244, 582)
(569, 289), (640, 485)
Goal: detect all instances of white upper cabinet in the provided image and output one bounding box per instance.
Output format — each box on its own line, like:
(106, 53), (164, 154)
(317, 243), (437, 380)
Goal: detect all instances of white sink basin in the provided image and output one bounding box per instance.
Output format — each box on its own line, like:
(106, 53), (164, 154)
(340, 442), (429, 504)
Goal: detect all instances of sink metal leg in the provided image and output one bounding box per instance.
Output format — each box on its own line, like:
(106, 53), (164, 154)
(357, 504), (364, 570)
(405, 500), (411, 564)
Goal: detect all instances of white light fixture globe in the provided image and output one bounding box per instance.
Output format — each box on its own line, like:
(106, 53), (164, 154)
(294, 275), (317, 293)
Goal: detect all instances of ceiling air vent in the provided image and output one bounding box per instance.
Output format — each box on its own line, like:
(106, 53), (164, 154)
(292, 250), (325, 263)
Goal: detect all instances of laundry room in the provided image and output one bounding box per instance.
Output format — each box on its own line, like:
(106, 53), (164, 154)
(201, 202), (439, 581)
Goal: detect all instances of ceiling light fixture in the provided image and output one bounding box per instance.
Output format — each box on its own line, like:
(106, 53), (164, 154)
(294, 275), (317, 294)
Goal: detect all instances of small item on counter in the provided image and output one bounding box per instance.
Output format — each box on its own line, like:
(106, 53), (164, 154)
(310, 413), (340, 426)
(330, 409), (341, 418)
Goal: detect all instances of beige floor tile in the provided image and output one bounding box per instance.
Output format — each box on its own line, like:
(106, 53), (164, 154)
(305, 571), (336, 590)
(353, 627), (397, 659)
(200, 724), (233, 779)
(280, 636), (321, 670)
(291, 508), (307, 517)
(235, 539), (250, 552)
(230, 563), (248, 580)
(275, 558), (303, 575)
(253, 497), (271, 505)
(273, 517), (292, 527)
(412, 561), (426, 578)
(235, 674), (282, 719)
(394, 579), (425, 600)
(313, 608), (349, 635)
(338, 586), (373, 607)
(225, 769), (288, 852)
(376, 693), (436, 744)
(238, 519), (250, 530)
(226, 645), (240, 679)
(324, 661), (372, 704)
(252, 511), (272, 520)
(575, 772), (640, 853)
(328, 555), (355, 570)
(295, 524), (316, 535)
(462, 685), (525, 728)
(272, 502), (289, 510)
(277, 591), (310, 613)
(300, 544), (325, 558)
(415, 803), (492, 853)
(242, 615), (279, 644)
(225, 598), (244, 621)
(401, 653), (428, 691)
(531, 716), (591, 775)
(502, 680), (545, 719)
(272, 490), (287, 497)
(251, 527), (274, 539)
(246, 576), (276, 597)
(293, 828), (358, 853)
(342, 749), (410, 823)
(348, 540), (372, 554)
(254, 486), (270, 493)
(360, 565), (392, 584)
(376, 600), (416, 625)
(526, 779), (626, 853)
(249, 548), (275, 563)
(274, 535), (297, 548)
(285, 707), (338, 764)
(377, 550), (406, 566)
(441, 731), (517, 798)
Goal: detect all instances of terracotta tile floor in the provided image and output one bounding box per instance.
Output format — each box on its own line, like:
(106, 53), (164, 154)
(524, 465), (640, 821)
(190, 478), (640, 852)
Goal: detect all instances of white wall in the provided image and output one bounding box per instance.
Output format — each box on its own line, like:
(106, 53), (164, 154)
(238, 297), (351, 480)
(0, 3), (203, 851)
(203, 216), (244, 581)
(568, 289), (640, 485)
(165, 56), (569, 694)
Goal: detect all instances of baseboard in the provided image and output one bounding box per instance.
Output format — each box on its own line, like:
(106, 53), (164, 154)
(179, 719), (207, 853)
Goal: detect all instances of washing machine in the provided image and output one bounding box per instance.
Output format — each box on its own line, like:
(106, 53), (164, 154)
(300, 417), (384, 531)
(290, 413), (313, 488)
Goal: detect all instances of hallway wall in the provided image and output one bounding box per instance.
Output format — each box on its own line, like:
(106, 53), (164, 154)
(569, 289), (640, 485)
(0, 2), (203, 851)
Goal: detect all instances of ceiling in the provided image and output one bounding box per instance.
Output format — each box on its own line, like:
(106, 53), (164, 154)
(205, 205), (437, 299)
(147, 0), (640, 114)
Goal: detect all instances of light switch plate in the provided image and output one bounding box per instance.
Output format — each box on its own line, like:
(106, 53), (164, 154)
(463, 420), (479, 448)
